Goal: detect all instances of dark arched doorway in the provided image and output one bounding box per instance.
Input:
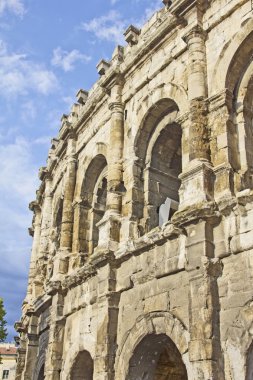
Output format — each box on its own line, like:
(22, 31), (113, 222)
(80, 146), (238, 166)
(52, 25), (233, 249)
(70, 350), (94, 380)
(127, 334), (187, 380)
(37, 364), (45, 380)
(246, 342), (253, 380)
(133, 98), (182, 233)
(80, 154), (108, 254)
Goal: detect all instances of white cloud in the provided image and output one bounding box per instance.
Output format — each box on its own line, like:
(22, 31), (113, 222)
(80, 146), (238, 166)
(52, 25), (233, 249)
(21, 100), (37, 122)
(143, 0), (161, 20)
(81, 10), (126, 44)
(132, 0), (161, 26)
(0, 39), (59, 97)
(0, 135), (37, 338)
(51, 47), (91, 72)
(110, 0), (119, 4)
(0, 0), (25, 17)
(0, 136), (37, 201)
(81, 2), (161, 45)
(33, 135), (51, 145)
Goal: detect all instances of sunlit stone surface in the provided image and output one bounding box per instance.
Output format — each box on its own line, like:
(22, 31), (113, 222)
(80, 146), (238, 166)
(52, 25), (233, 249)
(15, 1), (253, 379)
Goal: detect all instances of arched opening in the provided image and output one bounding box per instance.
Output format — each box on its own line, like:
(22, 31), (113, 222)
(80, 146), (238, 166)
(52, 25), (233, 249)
(90, 167), (107, 250)
(246, 342), (253, 380)
(52, 197), (63, 251)
(81, 154), (107, 254)
(225, 31), (253, 190)
(127, 334), (187, 380)
(145, 122), (182, 230)
(70, 350), (93, 380)
(37, 364), (45, 380)
(234, 72), (253, 189)
(134, 99), (181, 232)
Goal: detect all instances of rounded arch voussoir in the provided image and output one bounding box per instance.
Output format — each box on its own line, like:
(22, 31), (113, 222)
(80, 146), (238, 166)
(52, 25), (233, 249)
(115, 311), (190, 380)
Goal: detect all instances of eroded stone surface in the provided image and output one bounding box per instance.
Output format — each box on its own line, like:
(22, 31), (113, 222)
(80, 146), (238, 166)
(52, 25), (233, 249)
(15, 1), (253, 379)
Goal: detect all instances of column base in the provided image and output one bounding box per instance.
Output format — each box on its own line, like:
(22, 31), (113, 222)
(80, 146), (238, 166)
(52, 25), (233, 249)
(179, 159), (214, 210)
(94, 212), (121, 254)
(51, 249), (69, 281)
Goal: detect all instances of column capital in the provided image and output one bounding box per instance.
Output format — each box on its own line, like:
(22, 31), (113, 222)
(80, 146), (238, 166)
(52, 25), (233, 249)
(108, 101), (124, 113)
(183, 24), (207, 44)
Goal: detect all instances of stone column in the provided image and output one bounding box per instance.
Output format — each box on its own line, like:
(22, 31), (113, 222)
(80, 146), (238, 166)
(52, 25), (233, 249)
(94, 264), (120, 380)
(235, 106), (253, 190)
(185, 25), (209, 160)
(107, 93), (124, 214)
(44, 293), (65, 380)
(54, 135), (77, 277)
(186, 219), (225, 380)
(70, 199), (89, 269)
(209, 90), (239, 201)
(22, 316), (39, 380)
(15, 333), (27, 380)
(35, 175), (53, 297)
(179, 25), (213, 210)
(95, 78), (124, 253)
(26, 201), (41, 303)
(60, 138), (77, 250)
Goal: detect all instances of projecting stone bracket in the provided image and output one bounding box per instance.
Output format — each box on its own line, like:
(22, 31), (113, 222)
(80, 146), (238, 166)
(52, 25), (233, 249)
(76, 88), (88, 105)
(124, 25), (141, 46)
(97, 59), (111, 76)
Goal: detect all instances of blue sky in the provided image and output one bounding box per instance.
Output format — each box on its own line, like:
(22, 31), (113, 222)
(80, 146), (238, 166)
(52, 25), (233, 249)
(0, 0), (162, 340)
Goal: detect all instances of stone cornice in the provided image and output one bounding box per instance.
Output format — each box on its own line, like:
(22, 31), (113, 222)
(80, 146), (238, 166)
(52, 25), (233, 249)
(208, 89), (233, 112)
(61, 263), (97, 290)
(32, 294), (52, 316)
(169, 0), (210, 17)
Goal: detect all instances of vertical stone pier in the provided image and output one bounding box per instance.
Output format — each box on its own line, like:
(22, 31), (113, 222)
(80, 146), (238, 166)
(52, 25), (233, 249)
(96, 74), (124, 253)
(54, 133), (77, 277)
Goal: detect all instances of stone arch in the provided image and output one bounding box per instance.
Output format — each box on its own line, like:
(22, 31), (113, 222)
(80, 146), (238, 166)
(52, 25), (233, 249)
(52, 196), (63, 247)
(37, 365), (45, 380)
(133, 98), (182, 231)
(246, 341), (253, 380)
(135, 83), (187, 125)
(233, 58), (253, 189)
(135, 98), (179, 162)
(211, 17), (253, 96)
(211, 20), (253, 190)
(225, 301), (253, 379)
(69, 350), (94, 380)
(75, 142), (108, 200)
(127, 334), (187, 380)
(33, 354), (46, 380)
(79, 154), (108, 254)
(33, 331), (48, 380)
(115, 311), (190, 380)
(61, 338), (95, 380)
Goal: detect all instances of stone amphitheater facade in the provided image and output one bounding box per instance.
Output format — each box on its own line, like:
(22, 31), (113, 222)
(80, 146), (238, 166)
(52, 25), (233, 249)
(15, 0), (253, 379)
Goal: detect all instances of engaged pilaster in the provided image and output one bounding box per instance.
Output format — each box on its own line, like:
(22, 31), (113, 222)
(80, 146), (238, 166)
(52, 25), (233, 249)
(209, 90), (238, 203)
(178, 25), (213, 210)
(35, 173), (53, 297)
(26, 201), (41, 303)
(70, 199), (89, 270)
(95, 75), (124, 253)
(54, 134), (77, 276)
(44, 293), (65, 380)
(22, 316), (39, 380)
(185, 220), (225, 380)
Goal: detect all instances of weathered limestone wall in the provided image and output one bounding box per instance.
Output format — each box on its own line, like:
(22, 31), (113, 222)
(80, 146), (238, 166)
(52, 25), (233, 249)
(15, 0), (253, 379)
